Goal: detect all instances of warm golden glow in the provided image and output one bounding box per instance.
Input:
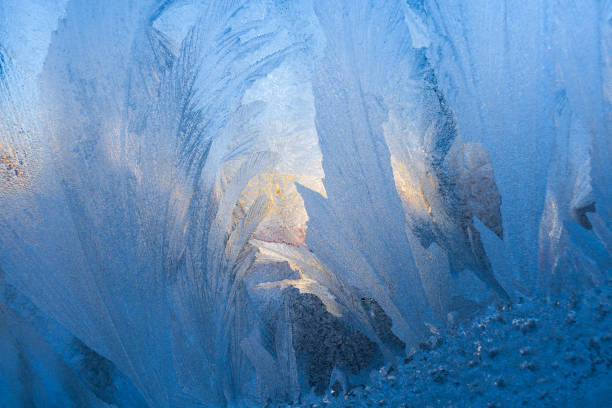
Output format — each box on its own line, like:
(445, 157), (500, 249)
(0, 139), (28, 185)
(390, 155), (436, 219)
(237, 173), (310, 246)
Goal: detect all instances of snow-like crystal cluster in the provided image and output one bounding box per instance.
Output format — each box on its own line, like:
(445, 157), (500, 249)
(0, 1), (610, 407)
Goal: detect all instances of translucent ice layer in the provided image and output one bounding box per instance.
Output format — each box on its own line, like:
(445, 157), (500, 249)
(0, 1), (610, 406)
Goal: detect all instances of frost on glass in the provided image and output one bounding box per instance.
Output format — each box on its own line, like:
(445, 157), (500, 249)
(0, 0), (610, 407)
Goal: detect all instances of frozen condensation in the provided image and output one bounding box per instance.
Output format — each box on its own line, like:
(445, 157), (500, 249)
(0, 0), (610, 406)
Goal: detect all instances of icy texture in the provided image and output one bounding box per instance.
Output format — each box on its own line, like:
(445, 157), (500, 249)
(0, 1), (610, 407)
(294, 282), (612, 408)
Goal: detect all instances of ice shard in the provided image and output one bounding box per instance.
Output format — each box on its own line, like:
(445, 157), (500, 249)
(0, 0), (610, 407)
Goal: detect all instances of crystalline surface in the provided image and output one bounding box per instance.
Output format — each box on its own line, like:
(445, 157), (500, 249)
(0, 1), (610, 407)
